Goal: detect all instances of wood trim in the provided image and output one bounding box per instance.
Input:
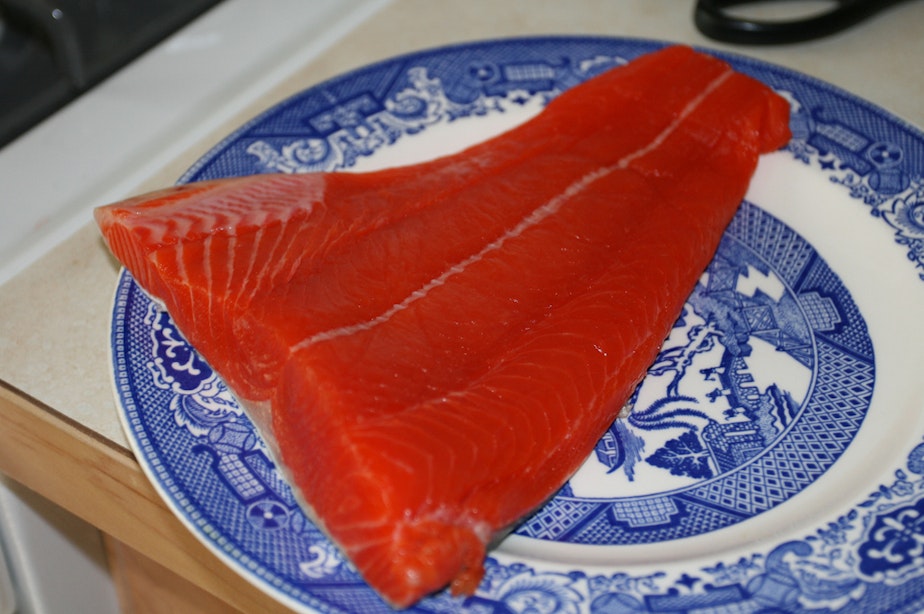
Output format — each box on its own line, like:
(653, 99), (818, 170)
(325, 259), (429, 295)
(105, 536), (243, 614)
(0, 382), (294, 613)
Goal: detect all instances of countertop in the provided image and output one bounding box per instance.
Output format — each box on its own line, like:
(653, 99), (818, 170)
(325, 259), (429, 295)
(1, 1), (923, 611)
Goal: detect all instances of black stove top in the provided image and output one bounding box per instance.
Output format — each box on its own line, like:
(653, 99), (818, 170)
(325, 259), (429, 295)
(0, 0), (223, 149)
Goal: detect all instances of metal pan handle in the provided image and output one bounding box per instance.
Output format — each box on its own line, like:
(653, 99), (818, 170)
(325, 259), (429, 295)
(0, 0), (86, 87)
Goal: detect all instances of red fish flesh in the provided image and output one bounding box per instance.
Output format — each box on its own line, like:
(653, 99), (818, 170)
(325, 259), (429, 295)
(95, 45), (791, 607)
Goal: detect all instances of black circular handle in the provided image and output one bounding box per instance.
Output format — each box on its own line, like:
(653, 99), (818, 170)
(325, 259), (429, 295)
(694, 0), (913, 45)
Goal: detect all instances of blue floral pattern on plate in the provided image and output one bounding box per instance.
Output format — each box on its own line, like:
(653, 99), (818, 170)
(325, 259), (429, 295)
(519, 201), (873, 545)
(109, 37), (924, 612)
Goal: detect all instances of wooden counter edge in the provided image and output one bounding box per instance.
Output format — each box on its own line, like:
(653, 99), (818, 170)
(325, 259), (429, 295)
(0, 381), (296, 614)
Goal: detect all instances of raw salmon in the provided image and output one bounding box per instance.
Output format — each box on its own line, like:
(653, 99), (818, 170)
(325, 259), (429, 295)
(96, 45), (791, 607)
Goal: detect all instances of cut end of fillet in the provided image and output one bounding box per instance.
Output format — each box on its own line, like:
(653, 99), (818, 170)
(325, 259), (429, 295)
(355, 518), (487, 608)
(273, 353), (492, 607)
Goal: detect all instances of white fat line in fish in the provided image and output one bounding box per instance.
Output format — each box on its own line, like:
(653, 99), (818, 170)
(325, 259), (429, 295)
(291, 68), (734, 353)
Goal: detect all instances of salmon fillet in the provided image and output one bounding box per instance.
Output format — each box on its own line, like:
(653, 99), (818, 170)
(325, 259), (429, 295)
(95, 45), (791, 607)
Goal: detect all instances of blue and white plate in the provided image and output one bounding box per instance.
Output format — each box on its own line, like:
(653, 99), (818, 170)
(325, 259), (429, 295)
(108, 37), (924, 613)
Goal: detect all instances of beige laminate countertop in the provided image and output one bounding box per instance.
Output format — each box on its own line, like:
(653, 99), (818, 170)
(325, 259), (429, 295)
(1, 1), (922, 611)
